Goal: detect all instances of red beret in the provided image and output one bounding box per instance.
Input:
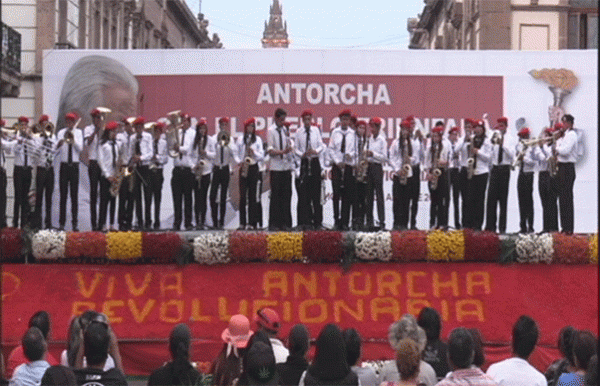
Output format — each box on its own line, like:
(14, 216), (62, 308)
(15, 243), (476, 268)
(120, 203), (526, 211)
(464, 118), (474, 125)
(90, 109), (101, 117)
(196, 119), (207, 127)
(39, 114), (49, 123)
(369, 117), (382, 126)
(406, 115), (415, 122)
(554, 123), (564, 130)
(449, 126), (460, 134)
(155, 122), (166, 130)
(338, 109), (352, 118)
(181, 113), (190, 121)
(300, 109), (313, 117)
(356, 120), (368, 127)
(133, 117), (145, 126)
(283, 121), (291, 127)
(243, 117), (256, 128)
(218, 117), (229, 124)
(18, 116), (30, 123)
(518, 127), (530, 137)
(0, 119), (6, 127)
(254, 308), (281, 333)
(400, 120), (411, 129)
(65, 113), (77, 121)
(104, 121), (119, 131)
(544, 127), (555, 134)
(432, 126), (444, 134)
(497, 117), (508, 124)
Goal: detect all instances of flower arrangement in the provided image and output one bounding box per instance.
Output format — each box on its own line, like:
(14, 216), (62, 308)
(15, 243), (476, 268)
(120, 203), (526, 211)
(553, 233), (589, 264)
(106, 231), (142, 261)
(589, 234), (598, 264)
(464, 230), (499, 262)
(1, 227), (23, 262)
(342, 232), (357, 269)
(515, 233), (553, 264)
(32, 230), (66, 260)
(355, 231), (392, 262)
(193, 233), (230, 264)
(142, 232), (181, 264)
(426, 230), (465, 262)
(267, 232), (304, 262)
(65, 232), (107, 262)
(391, 230), (427, 262)
(230, 231), (268, 262)
(303, 231), (343, 263)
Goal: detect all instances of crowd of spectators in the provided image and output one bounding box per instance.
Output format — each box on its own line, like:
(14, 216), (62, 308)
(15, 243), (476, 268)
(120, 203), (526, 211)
(1, 307), (597, 386)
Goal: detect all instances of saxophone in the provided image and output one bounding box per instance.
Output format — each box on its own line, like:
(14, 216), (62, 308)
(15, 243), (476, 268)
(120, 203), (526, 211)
(548, 140), (558, 177)
(192, 135), (207, 180)
(466, 133), (476, 180)
(240, 136), (253, 178)
(429, 144), (442, 190)
(110, 143), (131, 197)
(399, 138), (412, 185)
(355, 137), (369, 183)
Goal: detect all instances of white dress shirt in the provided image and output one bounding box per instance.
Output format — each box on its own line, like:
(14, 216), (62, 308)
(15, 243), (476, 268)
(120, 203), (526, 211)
(267, 124), (294, 171)
(388, 137), (418, 173)
(459, 135), (492, 175)
(0, 138), (15, 169)
(294, 125), (324, 160)
(150, 135), (169, 168)
(366, 132), (388, 164)
(83, 124), (102, 161)
(210, 133), (239, 168)
(189, 135), (215, 176)
(56, 127), (84, 164)
(329, 126), (357, 166)
(99, 140), (121, 178)
(487, 357), (547, 386)
(128, 131), (153, 166)
(173, 128), (196, 168)
(237, 134), (265, 166)
(35, 134), (57, 167)
(490, 131), (516, 166)
(555, 130), (578, 163)
(533, 144), (551, 172)
(13, 136), (37, 167)
(448, 137), (464, 169)
(424, 142), (450, 170)
(116, 132), (131, 163)
(515, 141), (536, 173)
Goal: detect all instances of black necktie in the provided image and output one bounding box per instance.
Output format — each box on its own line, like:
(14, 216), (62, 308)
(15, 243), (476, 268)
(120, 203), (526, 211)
(340, 131), (346, 154)
(44, 139), (50, 166)
(0, 137), (4, 167)
(180, 130), (184, 159)
(220, 143), (224, 164)
(135, 135), (141, 155)
(111, 141), (116, 168)
(278, 128), (284, 158)
(306, 127), (311, 151)
(24, 140), (28, 167)
(154, 139), (158, 157)
(67, 133), (72, 163)
(498, 134), (504, 163)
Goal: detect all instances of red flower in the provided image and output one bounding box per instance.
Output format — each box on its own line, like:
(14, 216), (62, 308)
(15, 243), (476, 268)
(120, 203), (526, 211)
(391, 231), (427, 262)
(464, 230), (499, 262)
(553, 232), (589, 264)
(65, 232), (107, 262)
(303, 231), (343, 263)
(230, 231), (268, 262)
(142, 232), (182, 264)
(1, 227), (23, 262)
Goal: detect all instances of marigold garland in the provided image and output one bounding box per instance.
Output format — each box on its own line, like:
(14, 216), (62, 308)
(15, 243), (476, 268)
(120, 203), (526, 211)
(553, 233), (589, 264)
(589, 234), (598, 264)
(303, 231), (343, 263)
(355, 232), (392, 262)
(106, 231), (142, 261)
(64, 232), (107, 262)
(32, 230), (66, 260)
(464, 230), (499, 262)
(515, 233), (553, 264)
(267, 232), (303, 262)
(426, 230), (465, 262)
(1, 227), (23, 262)
(193, 233), (230, 264)
(230, 231), (268, 262)
(142, 232), (181, 264)
(391, 230), (427, 262)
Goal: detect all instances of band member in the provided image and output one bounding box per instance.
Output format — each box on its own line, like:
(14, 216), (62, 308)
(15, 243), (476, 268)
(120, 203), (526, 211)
(208, 117), (236, 229)
(171, 114), (195, 230)
(555, 115), (577, 233)
(127, 117), (152, 230)
(461, 120), (492, 230)
(237, 118), (264, 230)
(11, 116), (34, 228)
(117, 118), (134, 230)
(149, 122), (168, 229)
(328, 109), (356, 230)
(0, 119), (16, 228)
(83, 109), (104, 230)
(389, 120), (413, 230)
(32, 115), (57, 229)
(447, 126), (463, 229)
(363, 117), (386, 230)
(98, 121), (120, 231)
(426, 126), (450, 229)
(407, 115), (423, 230)
(352, 120), (369, 230)
(267, 108), (294, 231)
(294, 110), (324, 230)
(533, 127), (559, 232)
(191, 119), (214, 230)
(515, 127), (536, 233)
(257, 142), (269, 229)
(56, 112), (83, 231)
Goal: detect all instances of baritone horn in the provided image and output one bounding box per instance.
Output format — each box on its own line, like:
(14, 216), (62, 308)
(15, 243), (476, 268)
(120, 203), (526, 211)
(166, 110), (182, 158)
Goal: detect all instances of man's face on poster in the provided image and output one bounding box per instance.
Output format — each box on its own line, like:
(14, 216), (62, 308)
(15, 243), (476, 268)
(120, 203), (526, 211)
(103, 84), (137, 124)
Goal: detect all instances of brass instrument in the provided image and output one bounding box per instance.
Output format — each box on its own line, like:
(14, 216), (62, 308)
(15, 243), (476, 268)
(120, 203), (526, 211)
(240, 136), (254, 179)
(548, 141), (558, 178)
(40, 122), (55, 138)
(64, 130), (75, 145)
(399, 138), (412, 185)
(1, 124), (19, 140)
(429, 144), (442, 190)
(355, 137), (369, 183)
(110, 143), (132, 197)
(166, 110), (182, 158)
(466, 133), (476, 180)
(491, 130), (502, 145)
(218, 130), (230, 147)
(192, 135), (207, 180)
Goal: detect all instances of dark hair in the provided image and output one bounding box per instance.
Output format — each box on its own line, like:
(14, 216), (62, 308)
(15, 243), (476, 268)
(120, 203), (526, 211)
(585, 354), (597, 386)
(23, 327), (46, 362)
(562, 114), (574, 124)
(447, 327), (474, 370)
(573, 330), (597, 371)
(395, 338), (420, 380)
(468, 328), (485, 367)
(434, 121), (444, 127)
(342, 328), (361, 367)
(512, 315), (539, 359)
(29, 311), (51, 341)
(193, 126), (208, 150)
(168, 324), (195, 385)
(287, 324), (309, 356)
(558, 326), (577, 366)
(83, 322), (110, 366)
(274, 108), (287, 119)
(41, 365), (76, 386)
(417, 307), (441, 342)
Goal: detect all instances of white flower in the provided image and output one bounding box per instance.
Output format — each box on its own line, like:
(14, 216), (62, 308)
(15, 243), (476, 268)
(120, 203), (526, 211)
(516, 233), (554, 264)
(32, 230), (66, 260)
(355, 231), (392, 262)
(193, 233), (230, 264)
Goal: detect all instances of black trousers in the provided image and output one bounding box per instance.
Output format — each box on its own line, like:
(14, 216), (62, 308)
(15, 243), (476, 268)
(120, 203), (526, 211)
(408, 165), (420, 229)
(517, 171), (534, 233)
(88, 160), (101, 230)
(366, 163), (385, 228)
(12, 165), (32, 228)
(269, 170), (292, 230)
(210, 166), (230, 228)
(257, 172), (264, 228)
(149, 168), (164, 228)
(239, 164), (260, 227)
(34, 166), (54, 229)
(392, 175), (410, 230)
(429, 170), (449, 228)
(298, 158), (322, 228)
(485, 165), (510, 233)
(0, 168), (7, 228)
(449, 168), (461, 228)
(139, 166), (152, 228)
(557, 162), (575, 233)
(459, 167), (469, 229)
(538, 171), (558, 232)
(59, 163), (79, 228)
(331, 164), (356, 229)
(118, 175), (132, 230)
(127, 166), (146, 228)
(466, 172), (488, 230)
(193, 172), (210, 227)
(172, 166), (194, 230)
(353, 181), (367, 229)
(98, 176), (116, 229)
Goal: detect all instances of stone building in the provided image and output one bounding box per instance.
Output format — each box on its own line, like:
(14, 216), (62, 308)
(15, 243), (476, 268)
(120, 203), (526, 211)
(262, 0), (289, 48)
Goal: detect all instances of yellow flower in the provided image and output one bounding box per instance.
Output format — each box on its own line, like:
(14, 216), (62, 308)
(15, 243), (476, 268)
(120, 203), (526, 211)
(427, 230), (465, 262)
(589, 234), (598, 264)
(107, 231), (142, 260)
(267, 232), (304, 262)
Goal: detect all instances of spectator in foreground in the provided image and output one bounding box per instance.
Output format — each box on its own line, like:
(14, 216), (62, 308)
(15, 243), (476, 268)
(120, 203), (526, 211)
(436, 327), (498, 385)
(556, 330), (597, 386)
(417, 307), (449, 379)
(40, 365), (76, 386)
(379, 314), (437, 386)
(9, 327), (50, 386)
(343, 328), (378, 386)
(468, 328), (486, 369)
(276, 324), (310, 386)
(253, 308), (289, 364)
(148, 324), (202, 386)
(211, 314), (253, 386)
(236, 331), (279, 385)
(585, 354), (597, 386)
(299, 324), (359, 386)
(545, 326), (577, 386)
(486, 315), (547, 386)
(72, 322), (126, 386)
(380, 338), (421, 386)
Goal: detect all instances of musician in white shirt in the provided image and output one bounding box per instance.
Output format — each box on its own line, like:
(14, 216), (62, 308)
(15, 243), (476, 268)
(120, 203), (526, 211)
(533, 127), (559, 232)
(32, 115), (57, 230)
(407, 115), (424, 230)
(363, 118), (387, 230)
(267, 108), (294, 230)
(83, 109), (104, 230)
(128, 117), (153, 230)
(171, 114), (196, 230)
(56, 112), (84, 231)
(0, 118), (16, 228)
(98, 121), (120, 231)
(447, 126), (463, 229)
(116, 118), (134, 230)
(515, 128), (536, 234)
(237, 118), (265, 230)
(353, 120), (370, 230)
(191, 119), (214, 230)
(210, 117), (238, 229)
(388, 120), (414, 230)
(425, 126), (450, 229)
(555, 115), (578, 233)
(12, 116), (35, 228)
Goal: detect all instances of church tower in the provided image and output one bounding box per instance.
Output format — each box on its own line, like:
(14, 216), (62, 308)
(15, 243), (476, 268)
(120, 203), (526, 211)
(262, 0), (289, 48)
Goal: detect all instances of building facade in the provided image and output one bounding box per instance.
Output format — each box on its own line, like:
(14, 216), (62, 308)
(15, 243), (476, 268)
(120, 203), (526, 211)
(262, 0), (289, 48)
(408, 0), (597, 50)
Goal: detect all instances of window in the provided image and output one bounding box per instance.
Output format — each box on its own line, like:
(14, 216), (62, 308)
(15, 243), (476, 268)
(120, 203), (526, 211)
(568, 12), (598, 48)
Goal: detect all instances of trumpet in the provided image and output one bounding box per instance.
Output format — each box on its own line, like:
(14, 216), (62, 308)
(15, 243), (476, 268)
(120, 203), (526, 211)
(64, 130), (75, 145)
(218, 130), (230, 147)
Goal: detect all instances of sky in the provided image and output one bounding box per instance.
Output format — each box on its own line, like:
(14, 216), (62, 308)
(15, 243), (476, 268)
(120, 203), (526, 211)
(185, 0), (425, 50)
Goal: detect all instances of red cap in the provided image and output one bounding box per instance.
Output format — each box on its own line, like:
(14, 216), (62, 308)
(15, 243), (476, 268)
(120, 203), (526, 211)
(449, 126), (460, 134)
(400, 120), (411, 129)
(406, 115), (415, 122)
(39, 114), (50, 123)
(518, 127), (530, 137)
(155, 122), (166, 130)
(104, 121), (119, 131)
(218, 117), (229, 125)
(464, 118), (474, 125)
(90, 109), (101, 117)
(475, 119), (485, 127)
(338, 109), (352, 118)
(18, 116), (30, 123)
(0, 119), (6, 127)
(65, 113), (78, 122)
(356, 120), (368, 127)
(432, 126), (444, 134)
(133, 117), (145, 126)
(369, 117), (382, 126)
(243, 117), (256, 128)
(254, 308), (281, 333)
(300, 109), (313, 117)
(544, 127), (555, 134)
(181, 113), (190, 121)
(554, 123), (564, 131)
(283, 121), (291, 128)
(497, 117), (508, 125)
(196, 119), (207, 127)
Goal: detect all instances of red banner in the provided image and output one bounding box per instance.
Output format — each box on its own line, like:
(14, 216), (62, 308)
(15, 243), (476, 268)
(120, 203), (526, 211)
(2, 263), (597, 375)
